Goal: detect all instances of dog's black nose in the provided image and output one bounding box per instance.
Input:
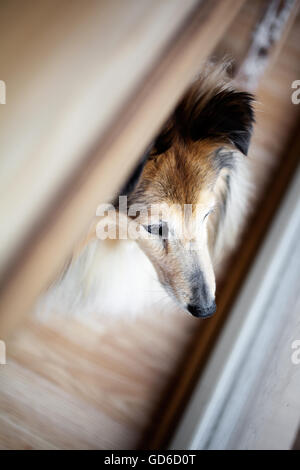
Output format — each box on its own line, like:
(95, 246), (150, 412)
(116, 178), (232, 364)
(187, 301), (216, 318)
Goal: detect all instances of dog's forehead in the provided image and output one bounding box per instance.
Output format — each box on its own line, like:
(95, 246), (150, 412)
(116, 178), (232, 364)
(141, 141), (219, 204)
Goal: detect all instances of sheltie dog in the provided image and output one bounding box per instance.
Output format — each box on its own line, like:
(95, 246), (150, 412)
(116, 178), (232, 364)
(38, 63), (254, 320)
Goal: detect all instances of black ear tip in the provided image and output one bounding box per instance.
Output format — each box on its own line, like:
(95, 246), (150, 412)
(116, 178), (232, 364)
(232, 132), (252, 156)
(234, 92), (255, 155)
(180, 84), (255, 155)
(216, 89), (255, 156)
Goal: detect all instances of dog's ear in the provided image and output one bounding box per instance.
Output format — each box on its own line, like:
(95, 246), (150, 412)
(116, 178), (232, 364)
(179, 88), (255, 156)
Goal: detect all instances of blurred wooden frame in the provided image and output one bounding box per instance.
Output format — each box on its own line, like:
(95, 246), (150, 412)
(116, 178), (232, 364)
(0, 0), (246, 338)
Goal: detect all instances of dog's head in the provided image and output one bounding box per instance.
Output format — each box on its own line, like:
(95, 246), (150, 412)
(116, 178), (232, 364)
(119, 67), (254, 318)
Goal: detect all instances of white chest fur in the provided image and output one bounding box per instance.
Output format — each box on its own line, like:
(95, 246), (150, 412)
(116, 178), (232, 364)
(37, 238), (173, 319)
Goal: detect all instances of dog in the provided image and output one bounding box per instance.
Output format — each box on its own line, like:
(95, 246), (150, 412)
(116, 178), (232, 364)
(38, 63), (254, 320)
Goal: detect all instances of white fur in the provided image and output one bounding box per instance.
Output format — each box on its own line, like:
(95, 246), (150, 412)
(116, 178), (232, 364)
(36, 237), (177, 319)
(212, 153), (253, 272)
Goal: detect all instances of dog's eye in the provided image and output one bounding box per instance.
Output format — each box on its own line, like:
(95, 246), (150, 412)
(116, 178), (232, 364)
(203, 209), (214, 222)
(145, 222), (168, 238)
